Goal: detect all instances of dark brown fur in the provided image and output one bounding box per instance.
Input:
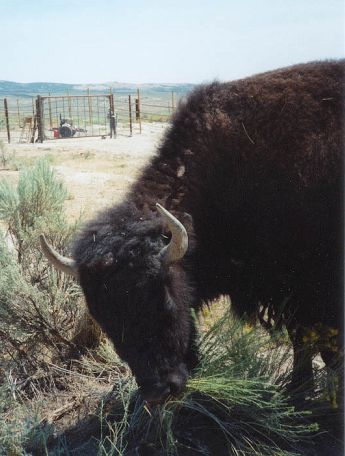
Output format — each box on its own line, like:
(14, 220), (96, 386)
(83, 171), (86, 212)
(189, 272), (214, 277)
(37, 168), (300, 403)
(73, 61), (344, 401)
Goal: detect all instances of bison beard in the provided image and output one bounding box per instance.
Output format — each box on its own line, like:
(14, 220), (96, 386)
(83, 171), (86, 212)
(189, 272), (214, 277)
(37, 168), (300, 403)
(41, 60), (344, 404)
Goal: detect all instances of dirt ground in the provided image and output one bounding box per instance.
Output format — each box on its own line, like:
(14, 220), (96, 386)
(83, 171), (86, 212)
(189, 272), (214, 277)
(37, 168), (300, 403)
(2, 122), (169, 219)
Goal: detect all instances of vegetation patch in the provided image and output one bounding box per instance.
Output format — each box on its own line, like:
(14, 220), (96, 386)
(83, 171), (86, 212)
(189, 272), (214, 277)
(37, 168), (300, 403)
(88, 314), (320, 456)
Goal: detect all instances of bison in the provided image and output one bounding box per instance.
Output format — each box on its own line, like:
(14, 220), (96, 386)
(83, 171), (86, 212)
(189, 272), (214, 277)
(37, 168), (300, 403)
(41, 60), (344, 404)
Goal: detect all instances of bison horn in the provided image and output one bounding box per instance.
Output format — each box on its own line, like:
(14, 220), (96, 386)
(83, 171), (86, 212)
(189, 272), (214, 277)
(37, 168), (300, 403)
(39, 234), (78, 278)
(156, 203), (188, 264)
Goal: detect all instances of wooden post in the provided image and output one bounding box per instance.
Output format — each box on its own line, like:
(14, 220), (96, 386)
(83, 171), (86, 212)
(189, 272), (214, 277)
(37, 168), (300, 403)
(48, 92), (52, 129)
(87, 88), (92, 131)
(128, 95), (133, 137)
(35, 97), (40, 143)
(36, 95), (44, 143)
(109, 93), (116, 138)
(31, 97), (36, 143)
(4, 98), (10, 144)
(31, 112), (37, 143)
(67, 90), (72, 119)
(136, 88), (142, 134)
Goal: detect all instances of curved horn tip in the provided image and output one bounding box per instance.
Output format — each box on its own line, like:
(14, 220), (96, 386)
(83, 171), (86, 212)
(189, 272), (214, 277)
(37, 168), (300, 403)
(155, 203), (188, 264)
(40, 233), (78, 278)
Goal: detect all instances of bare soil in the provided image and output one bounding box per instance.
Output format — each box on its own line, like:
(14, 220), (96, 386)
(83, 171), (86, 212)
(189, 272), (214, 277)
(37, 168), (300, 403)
(2, 123), (168, 219)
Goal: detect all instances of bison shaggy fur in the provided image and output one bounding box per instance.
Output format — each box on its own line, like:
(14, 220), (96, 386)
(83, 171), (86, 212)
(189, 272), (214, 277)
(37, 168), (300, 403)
(69, 60), (344, 403)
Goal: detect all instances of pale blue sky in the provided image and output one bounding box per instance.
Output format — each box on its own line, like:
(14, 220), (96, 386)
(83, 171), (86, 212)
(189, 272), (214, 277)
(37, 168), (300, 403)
(1, 0), (344, 83)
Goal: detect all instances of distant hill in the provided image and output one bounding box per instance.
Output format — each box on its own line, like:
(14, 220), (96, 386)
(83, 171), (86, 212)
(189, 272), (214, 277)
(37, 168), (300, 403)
(0, 80), (195, 98)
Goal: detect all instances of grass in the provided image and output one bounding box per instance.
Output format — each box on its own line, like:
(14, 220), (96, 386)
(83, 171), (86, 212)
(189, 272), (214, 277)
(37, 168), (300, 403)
(38, 306), (328, 456)
(92, 310), (319, 456)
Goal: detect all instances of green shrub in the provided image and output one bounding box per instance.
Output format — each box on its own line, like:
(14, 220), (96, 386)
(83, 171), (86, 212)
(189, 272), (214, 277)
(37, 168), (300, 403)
(0, 139), (15, 169)
(0, 158), (82, 376)
(0, 158), (86, 454)
(96, 312), (318, 456)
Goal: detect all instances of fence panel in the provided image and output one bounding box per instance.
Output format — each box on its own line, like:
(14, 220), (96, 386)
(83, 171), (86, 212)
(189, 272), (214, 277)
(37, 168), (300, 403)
(39, 94), (114, 140)
(0, 90), (187, 144)
(0, 97), (36, 143)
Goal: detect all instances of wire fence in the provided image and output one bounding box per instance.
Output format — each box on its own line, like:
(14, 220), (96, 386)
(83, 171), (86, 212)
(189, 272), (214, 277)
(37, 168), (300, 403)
(0, 90), (186, 143)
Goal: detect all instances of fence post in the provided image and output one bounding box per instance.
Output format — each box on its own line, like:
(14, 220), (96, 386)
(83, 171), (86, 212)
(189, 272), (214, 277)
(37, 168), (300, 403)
(87, 88), (93, 133)
(109, 93), (116, 138)
(136, 88), (142, 134)
(4, 98), (10, 144)
(48, 92), (52, 129)
(128, 95), (133, 137)
(67, 90), (72, 119)
(36, 95), (44, 143)
(30, 97), (36, 143)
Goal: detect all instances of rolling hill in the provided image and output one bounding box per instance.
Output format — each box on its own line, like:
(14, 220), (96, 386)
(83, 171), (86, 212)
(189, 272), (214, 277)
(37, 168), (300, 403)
(0, 80), (195, 98)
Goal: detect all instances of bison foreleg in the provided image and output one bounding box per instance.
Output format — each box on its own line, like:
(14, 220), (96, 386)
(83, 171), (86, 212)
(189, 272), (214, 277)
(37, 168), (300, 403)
(287, 325), (315, 399)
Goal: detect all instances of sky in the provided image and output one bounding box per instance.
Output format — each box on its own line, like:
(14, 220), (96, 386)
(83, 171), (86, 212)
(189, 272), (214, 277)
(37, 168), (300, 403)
(1, 0), (344, 84)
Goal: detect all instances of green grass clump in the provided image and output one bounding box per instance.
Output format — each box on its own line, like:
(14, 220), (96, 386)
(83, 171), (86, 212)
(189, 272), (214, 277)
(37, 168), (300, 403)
(97, 312), (318, 456)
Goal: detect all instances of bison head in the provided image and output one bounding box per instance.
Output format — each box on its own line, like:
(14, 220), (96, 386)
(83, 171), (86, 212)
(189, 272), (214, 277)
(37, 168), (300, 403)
(40, 204), (198, 403)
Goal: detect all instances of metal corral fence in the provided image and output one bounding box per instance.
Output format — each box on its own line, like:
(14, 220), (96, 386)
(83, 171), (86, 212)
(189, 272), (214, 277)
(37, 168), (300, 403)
(0, 90), (184, 143)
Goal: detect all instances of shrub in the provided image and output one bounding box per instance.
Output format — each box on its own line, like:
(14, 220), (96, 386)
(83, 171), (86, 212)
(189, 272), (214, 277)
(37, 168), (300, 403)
(0, 139), (13, 169)
(0, 158), (91, 454)
(0, 158), (82, 377)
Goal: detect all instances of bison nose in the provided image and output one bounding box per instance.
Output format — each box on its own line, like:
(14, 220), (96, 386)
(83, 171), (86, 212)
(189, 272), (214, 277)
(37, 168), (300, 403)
(166, 367), (188, 396)
(139, 364), (189, 404)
